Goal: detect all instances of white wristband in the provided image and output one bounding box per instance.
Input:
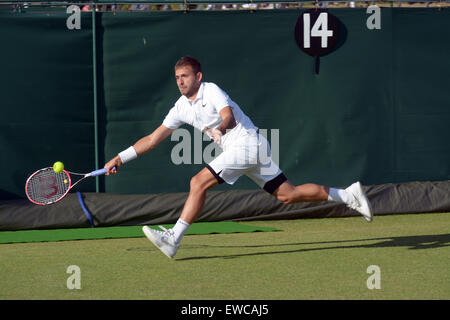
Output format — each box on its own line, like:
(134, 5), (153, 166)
(118, 146), (138, 164)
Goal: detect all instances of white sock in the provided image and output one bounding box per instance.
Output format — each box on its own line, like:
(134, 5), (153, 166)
(328, 188), (350, 204)
(171, 218), (190, 243)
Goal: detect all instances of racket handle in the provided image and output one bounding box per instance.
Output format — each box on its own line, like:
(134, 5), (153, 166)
(90, 167), (115, 177)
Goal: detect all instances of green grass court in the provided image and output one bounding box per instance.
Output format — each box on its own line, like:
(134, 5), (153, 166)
(0, 213), (448, 300)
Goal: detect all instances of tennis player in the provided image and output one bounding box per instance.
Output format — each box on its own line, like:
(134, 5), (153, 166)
(104, 56), (373, 259)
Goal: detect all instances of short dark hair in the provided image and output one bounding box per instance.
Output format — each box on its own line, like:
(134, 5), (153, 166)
(175, 56), (202, 74)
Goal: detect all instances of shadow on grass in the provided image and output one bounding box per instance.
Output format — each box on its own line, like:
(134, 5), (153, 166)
(173, 233), (450, 261)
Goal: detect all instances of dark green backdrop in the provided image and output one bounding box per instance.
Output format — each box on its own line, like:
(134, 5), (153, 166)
(1, 8), (450, 200)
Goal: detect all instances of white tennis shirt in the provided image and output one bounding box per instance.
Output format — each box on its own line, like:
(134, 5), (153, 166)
(163, 82), (258, 148)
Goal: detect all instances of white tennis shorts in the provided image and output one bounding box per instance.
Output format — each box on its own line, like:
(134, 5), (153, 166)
(206, 131), (287, 194)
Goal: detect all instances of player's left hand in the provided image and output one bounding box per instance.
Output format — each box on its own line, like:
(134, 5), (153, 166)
(204, 127), (223, 144)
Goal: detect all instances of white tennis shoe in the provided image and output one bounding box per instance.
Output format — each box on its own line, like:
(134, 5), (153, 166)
(142, 225), (180, 259)
(345, 181), (373, 222)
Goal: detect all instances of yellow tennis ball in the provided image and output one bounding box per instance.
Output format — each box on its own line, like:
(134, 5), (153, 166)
(64, 179), (68, 184)
(53, 161), (64, 173)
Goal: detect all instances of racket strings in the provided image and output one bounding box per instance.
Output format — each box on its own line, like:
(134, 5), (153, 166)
(26, 168), (70, 205)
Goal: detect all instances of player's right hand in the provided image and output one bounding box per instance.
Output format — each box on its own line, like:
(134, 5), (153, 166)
(104, 156), (122, 175)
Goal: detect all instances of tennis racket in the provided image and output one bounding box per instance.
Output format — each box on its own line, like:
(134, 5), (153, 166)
(25, 167), (113, 205)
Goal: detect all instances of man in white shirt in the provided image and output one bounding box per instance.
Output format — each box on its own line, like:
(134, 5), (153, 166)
(104, 56), (373, 259)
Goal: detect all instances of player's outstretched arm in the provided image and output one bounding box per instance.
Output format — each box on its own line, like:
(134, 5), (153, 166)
(134, 124), (174, 155)
(104, 125), (173, 175)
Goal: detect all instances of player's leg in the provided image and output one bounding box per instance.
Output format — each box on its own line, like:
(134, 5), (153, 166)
(142, 167), (220, 258)
(271, 178), (373, 222)
(248, 134), (373, 222)
(179, 167), (220, 224)
(272, 180), (329, 203)
(247, 168), (329, 204)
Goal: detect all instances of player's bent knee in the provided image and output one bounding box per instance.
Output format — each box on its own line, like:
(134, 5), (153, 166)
(189, 174), (212, 193)
(275, 193), (295, 204)
(273, 182), (297, 204)
(189, 175), (202, 191)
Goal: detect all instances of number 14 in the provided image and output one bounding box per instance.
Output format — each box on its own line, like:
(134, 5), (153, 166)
(303, 12), (334, 49)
